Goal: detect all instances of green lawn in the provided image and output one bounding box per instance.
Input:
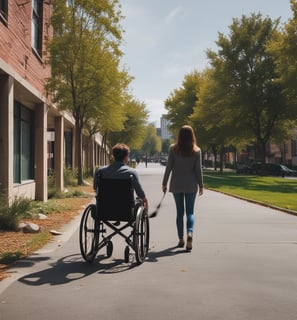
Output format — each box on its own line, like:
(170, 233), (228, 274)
(203, 171), (297, 212)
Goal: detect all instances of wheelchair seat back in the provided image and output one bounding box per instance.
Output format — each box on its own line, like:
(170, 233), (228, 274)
(96, 177), (135, 222)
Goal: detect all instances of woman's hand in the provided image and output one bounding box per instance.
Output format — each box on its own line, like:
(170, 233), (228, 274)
(199, 186), (204, 196)
(143, 197), (148, 209)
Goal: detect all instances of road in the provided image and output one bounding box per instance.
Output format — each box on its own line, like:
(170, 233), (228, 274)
(1, 163), (297, 320)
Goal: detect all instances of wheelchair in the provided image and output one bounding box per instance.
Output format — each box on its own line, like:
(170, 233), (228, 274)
(79, 176), (150, 265)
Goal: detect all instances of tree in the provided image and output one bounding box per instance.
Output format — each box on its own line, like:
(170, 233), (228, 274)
(161, 139), (171, 154)
(165, 71), (203, 133)
(141, 125), (162, 157)
(108, 97), (149, 149)
(191, 69), (236, 171)
(46, 0), (130, 184)
(268, 0), (297, 120)
(206, 13), (290, 163)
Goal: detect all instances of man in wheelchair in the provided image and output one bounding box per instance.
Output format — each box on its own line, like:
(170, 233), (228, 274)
(79, 143), (149, 265)
(93, 143), (148, 209)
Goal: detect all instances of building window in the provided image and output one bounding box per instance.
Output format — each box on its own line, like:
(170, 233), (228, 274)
(14, 102), (35, 183)
(32, 0), (43, 56)
(0, 0), (8, 24)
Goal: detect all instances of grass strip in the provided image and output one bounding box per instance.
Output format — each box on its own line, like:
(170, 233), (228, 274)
(204, 171), (297, 212)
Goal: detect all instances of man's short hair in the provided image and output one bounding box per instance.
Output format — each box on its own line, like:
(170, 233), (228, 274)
(112, 143), (130, 161)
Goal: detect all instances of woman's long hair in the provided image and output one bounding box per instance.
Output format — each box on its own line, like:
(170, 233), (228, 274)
(173, 125), (197, 157)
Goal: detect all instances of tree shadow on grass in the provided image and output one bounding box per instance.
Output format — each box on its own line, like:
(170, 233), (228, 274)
(205, 173), (297, 194)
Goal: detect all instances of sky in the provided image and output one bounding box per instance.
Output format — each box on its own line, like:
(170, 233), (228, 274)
(120, 0), (293, 127)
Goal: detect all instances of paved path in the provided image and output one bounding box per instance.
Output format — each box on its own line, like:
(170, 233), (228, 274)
(1, 163), (297, 320)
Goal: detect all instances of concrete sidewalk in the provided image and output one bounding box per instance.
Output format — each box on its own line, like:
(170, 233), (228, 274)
(1, 163), (297, 320)
(139, 163), (297, 319)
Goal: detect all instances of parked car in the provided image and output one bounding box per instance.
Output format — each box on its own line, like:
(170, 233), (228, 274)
(236, 162), (297, 177)
(260, 163), (297, 177)
(236, 162), (261, 174)
(236, 163), (251, 174)
(160, 158), (168, 166)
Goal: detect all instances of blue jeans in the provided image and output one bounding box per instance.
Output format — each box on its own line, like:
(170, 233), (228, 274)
(173, 192), (197, 239)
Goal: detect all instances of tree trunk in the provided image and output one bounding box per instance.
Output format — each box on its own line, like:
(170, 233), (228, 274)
(211, 144), (218, 171)
(260, 141), (266, 164)
(219, 146), (224, 172)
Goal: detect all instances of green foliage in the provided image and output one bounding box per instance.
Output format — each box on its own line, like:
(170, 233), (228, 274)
(0, 252), (23, 264)
(0, 195), (31, 231)
(26, 232), (52, 253)
(48, 167), (78, 198)
(49, 189), (90, 199)
(0, 186), (89, 231)
(46, 0), (130, 185)
(108, 97), (149, 149)
(64, 167), (78, 186)
(47, 169), (56, 188)
(47, 169), (56, 198)
(29, 199), (68, 214)
(83, 166), (94, 179)
(207, 13), (287, 152)
(0, 211), (18, 231)
(48, 166), (94, 198)
(268, 0), (297, 117)
(141, 124), (162, 156)
(165, 70), (203, 133)
(161, 139), (171, 154)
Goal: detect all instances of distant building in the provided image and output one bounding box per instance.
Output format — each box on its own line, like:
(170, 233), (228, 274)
(160, 114), (173, 140)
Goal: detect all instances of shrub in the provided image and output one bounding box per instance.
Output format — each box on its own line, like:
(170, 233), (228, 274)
(29, 199), (67, 215)
(64, 166), (78, 186)
(83, 167), (95, 178)
(0, 196), (31, 231)
(47, 169), (56, 188)
(0, 211), (18, 231)
(0, 252), (23, 264)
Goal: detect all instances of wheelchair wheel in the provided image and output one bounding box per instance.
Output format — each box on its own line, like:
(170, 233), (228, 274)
(79, 204), (99, 262)
(106, 240), (113, 258)
(133, 205), (150, 264)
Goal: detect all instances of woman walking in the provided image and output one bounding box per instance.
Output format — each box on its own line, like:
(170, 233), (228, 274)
(162, 125), (204, 251)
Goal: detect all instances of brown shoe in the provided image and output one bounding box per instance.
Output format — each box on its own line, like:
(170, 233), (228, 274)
(177, 239), (185, 248)
(186, 234), (193, 251)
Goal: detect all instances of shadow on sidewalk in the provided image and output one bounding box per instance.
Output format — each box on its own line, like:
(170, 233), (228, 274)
(18, 253), (137, 286)
(17, 246), (189, 286)
(147, 245), (189, 262)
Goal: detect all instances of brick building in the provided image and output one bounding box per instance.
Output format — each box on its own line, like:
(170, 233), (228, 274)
(0, 1), (108, 202)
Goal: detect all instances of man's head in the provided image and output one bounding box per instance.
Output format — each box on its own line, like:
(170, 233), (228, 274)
(112, 143), (130, 162)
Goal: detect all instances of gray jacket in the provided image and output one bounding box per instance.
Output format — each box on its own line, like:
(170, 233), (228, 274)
(94, 161), (146, 199)
(162, 145), (203, 193)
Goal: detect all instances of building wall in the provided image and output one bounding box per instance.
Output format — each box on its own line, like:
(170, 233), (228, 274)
(0, 1), (51, 202)
(0, 1), (51, 93)
(0, 1), (109, 203)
